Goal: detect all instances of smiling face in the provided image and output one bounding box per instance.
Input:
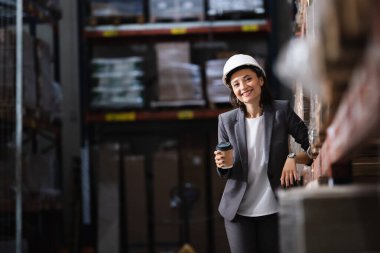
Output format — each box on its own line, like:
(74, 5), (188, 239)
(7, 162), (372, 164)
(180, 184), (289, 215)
(230, 68), (263, 106)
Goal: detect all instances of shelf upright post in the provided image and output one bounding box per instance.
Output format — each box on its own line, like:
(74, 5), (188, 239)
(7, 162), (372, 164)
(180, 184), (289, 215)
(77, 0), (94, 251)
(205, 133), (215, 253)
(15, 0), (23, 253)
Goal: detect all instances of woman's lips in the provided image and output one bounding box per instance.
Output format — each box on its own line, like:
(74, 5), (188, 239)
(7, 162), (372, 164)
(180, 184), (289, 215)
(241, 89), (253, 97)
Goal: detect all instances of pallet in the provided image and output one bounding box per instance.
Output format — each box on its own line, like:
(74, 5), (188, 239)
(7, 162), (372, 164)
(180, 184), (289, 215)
(150, 14), (205, 23)
(207, 10), (266, 21)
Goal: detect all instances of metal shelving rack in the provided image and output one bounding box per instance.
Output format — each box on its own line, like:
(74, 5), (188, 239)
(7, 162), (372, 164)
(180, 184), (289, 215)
(77, 1), (276, 253)
(0, 1), (23, 253)
(0, 1), (63, 252)
(84, 19), (271, 38)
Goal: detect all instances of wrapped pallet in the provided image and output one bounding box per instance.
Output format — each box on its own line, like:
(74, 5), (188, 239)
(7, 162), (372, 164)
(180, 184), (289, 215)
(93, 143), (120, 253)
(207, 0), (265, 17)
(149, 0), (204, 22)
(205, 59), (230, 104)
(154, 42), (204, 106)
(89, 0), (143, 18)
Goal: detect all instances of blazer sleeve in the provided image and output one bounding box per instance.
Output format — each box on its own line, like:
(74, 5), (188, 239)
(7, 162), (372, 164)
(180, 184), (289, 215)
(216, 114), (232, 179)
(285, 102), (310, 151)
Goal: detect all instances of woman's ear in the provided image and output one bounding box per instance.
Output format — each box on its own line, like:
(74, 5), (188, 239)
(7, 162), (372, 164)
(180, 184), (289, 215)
(259, 77), (264, 86)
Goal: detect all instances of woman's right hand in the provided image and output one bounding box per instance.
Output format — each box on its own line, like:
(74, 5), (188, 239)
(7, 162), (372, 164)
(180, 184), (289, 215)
(214, 150), (225, 168)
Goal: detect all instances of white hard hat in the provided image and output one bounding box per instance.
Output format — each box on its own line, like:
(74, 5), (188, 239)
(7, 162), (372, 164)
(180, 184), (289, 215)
(222, 54), (266, 86)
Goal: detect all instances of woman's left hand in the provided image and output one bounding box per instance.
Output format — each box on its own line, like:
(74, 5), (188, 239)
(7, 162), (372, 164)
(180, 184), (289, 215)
(280, 157), (297, 187)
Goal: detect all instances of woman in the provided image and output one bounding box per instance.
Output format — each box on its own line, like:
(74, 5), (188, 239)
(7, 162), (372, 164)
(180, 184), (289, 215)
(214, 54), (313, 253)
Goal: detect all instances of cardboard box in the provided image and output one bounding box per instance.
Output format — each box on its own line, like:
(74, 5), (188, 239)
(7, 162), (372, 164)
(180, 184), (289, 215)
(93, 143), (120, 253)
(90, 0), (143, 17)
(180, 148), (207, 252)
(153, 150), (180, 244)
(124, 155), (148, 252)
(207, 0), (265, 16)
(150, 0), (204, 22)
(155, 42), (204, 102)
(205, 59), (230, 104)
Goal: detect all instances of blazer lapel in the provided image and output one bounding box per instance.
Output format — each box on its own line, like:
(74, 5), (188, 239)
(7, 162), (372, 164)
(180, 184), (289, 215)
(264, 105), (274, 167)
(235, 110), (248, 180)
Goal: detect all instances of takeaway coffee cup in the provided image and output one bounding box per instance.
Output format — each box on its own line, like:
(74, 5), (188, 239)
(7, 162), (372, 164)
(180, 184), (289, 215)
(216, 142), (233, 169)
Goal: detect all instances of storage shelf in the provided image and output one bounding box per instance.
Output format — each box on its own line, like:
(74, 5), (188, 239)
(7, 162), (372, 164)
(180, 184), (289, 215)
(86, 108), (228, 123)
(0, 114), (60, 135)
(150, 99), (206, 108)
(84, 19), (270, 38)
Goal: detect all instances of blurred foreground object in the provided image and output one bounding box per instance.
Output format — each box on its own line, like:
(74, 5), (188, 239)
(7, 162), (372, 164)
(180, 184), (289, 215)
(278, 185), (380, 253)
(275, 0), (379, 181)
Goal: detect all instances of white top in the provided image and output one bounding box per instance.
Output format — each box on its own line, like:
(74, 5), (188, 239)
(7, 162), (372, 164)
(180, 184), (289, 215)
(237, 115), (279, 217)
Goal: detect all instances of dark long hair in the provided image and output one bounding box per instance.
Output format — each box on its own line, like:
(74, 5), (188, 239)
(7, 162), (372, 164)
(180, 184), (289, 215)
(225, 65), (273, 112)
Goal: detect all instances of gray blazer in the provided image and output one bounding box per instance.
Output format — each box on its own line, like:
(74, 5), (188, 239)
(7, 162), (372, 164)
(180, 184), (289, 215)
(217, 100), (309, 221)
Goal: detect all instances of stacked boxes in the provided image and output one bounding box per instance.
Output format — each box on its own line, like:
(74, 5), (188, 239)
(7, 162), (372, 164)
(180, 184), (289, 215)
(154, 42), (204, 105)
(149, 0), (205, 22)
(91, 57), (144, 108)
(89, 0), (266, 21)
(93, 143), (120, 253)
(205, 59), (230, 104)
(180, 147), (207, 253)
(124, 155), (148, 252)
(153, 150), (180, 250)
(207, 0), (265, 16)
(89, 0), (143, 18)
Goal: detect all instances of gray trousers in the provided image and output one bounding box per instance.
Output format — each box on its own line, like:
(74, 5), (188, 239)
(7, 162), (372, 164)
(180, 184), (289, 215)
(224, 213), (279, 253)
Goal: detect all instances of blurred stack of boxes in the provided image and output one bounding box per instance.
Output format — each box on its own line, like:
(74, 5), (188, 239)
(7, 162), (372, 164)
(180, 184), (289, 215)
(92, 140), (215, 252)
(153, 42), (204, 106)
(93, 143), (120, 253)
(149, 0), (205, 22)
(89, 0), (143, 18)
(124, 155), (148, 252)
(207, 0), (265, 16)
(205, 59), (230, 104)
(88, 0), (266, 22)
(91, 57), (144, 108)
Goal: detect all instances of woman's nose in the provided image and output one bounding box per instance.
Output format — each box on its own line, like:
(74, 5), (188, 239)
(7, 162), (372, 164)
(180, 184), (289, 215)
(239, 80), (248, 88)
